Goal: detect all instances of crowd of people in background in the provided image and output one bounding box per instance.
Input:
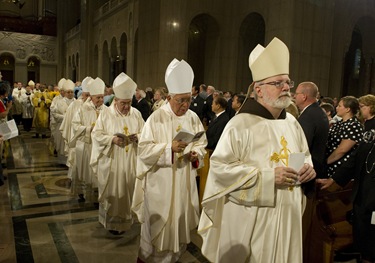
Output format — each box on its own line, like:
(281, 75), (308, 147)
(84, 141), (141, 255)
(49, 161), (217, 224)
(0, 38), (375, 262)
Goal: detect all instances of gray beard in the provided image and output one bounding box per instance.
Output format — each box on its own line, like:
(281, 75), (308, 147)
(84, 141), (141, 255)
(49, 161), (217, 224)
(262, 92), (292, 109)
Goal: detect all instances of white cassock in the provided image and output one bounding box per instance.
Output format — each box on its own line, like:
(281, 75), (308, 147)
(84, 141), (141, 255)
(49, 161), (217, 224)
(60, 98), (86, 184)
(132, 103), (207, 262)
(90, 104), (144, 231)
(51, 97), (75, 157)
(50, 95), (63, 139)
(198, 107), (312, 263)
(71, 100), (106, 200)
(12, 88), (25, 115)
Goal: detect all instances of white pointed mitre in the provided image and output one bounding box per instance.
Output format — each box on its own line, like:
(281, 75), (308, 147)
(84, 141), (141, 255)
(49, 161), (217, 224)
(113, 72), (137, 99)
(165, 59), (194, 94)
(28, 80), (35, 86)
(58, 78), (67, 90)
(88, 77), (105, 96)
(81, 76), (92, 92)
(249, 37), (289, 81)
(63, 79), (75, 91)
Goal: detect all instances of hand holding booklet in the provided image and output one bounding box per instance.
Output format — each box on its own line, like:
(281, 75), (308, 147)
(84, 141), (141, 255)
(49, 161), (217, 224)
(114, 133), (137, 140)
(173, 128), (205, 144)
(288, 152), (305, 185)
(0, 119), (19, 140)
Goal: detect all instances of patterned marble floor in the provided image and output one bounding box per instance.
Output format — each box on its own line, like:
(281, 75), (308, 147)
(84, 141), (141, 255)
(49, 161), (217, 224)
(0, 127), (208, 263)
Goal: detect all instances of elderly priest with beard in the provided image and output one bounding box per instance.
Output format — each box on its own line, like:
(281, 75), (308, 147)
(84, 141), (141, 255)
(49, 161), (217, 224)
(198, 38), (316, 263)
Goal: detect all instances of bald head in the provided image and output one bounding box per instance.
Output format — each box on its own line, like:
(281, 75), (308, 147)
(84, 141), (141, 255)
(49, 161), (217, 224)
(294, 81), (319, 111)
(299, 82), (318, 99)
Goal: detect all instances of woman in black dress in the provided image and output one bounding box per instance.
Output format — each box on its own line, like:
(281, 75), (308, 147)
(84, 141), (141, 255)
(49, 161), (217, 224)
(326, 96), (363, 178)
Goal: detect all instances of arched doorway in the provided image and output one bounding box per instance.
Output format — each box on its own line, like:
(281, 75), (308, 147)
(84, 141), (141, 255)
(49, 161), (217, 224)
(236, 13), (265, 93)
(27, 56), (40, 83)
(343, 28), (362, 97)
(188, 14), (220, 86)
(0, 53), (15, 84)
(342, 16), (375, 97)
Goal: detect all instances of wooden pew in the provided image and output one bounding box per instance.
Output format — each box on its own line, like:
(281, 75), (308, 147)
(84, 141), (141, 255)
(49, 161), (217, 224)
(305, 181), (360, 263)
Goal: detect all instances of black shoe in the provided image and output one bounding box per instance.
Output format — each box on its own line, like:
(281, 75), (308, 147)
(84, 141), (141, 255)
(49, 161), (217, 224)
(109, 230), (125, 235)
(42, 135), (50, 138)
(93, 202), (99, 209)
(3, 176), (7, 180)
(0, 180), (3, 186)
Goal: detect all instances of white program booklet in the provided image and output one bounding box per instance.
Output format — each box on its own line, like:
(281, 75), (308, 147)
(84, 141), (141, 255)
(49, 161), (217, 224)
(288, 152), (305, 185)
(0, 119), (19, 140)
(173, 129), (205, 144)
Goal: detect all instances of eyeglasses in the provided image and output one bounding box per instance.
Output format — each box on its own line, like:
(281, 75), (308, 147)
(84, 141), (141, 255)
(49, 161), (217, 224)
(173, 97), (192, 105)
(258, 80), (294, 89)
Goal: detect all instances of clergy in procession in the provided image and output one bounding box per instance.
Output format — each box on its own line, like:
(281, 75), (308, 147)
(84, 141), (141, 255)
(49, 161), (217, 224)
(60, 76), (91, 200)
(12, 81), (26, 125)
(197, 38), (316, 263)
(51, 79), (75, 163)
(90, 72), (144, 235)
(71, 77), (105, 203)
(132, 59), (207, 263)
(32, 83), (52, 138)
(20, 85), (34, 132)
(49, 78), (66, 153)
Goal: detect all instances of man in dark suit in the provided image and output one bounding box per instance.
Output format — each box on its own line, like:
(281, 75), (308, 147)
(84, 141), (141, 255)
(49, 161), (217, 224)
(206, 96), (229, 150)
(190, 85), (205, 121)
(134, 88), (150, 121)
(203, 85), (215, 125)
(295, 82), (329, 180)
(294, 81), (329, 262)
(224, 91), (236, 119)
(231, 93), (246, 117)
(199, 84), (207, 99)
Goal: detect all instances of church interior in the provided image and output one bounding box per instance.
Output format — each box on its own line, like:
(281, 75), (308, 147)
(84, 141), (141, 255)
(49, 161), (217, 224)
(1, 0), (375, 262)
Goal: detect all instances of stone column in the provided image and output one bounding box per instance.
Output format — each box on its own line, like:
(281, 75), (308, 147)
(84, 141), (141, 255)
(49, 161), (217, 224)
(98, 47), (103, 80)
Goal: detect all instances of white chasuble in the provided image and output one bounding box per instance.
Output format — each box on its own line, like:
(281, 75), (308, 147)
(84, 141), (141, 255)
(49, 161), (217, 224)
(60, 99), (84, 157)
(132, 104), (207, 261)
(198, 112), (312, 263)
(72, 100), (105, 188)
(51, 97), (75, 156)
(90, 104), (144, 231)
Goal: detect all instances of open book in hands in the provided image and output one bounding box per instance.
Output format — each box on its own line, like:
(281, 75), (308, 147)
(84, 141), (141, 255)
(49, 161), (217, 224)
(114, 133), (138, 143)
(0, 119), (18, 140)
(173, 128), (205, 144)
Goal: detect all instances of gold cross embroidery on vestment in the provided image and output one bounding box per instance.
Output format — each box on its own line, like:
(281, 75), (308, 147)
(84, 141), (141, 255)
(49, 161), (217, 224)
(270, 136), (294, 191)
(123, 125), (130, 152)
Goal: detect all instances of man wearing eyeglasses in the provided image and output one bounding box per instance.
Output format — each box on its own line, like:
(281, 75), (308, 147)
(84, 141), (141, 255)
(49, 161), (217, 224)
(132, 59), (207, 263)
(198, 38), (316, 263)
